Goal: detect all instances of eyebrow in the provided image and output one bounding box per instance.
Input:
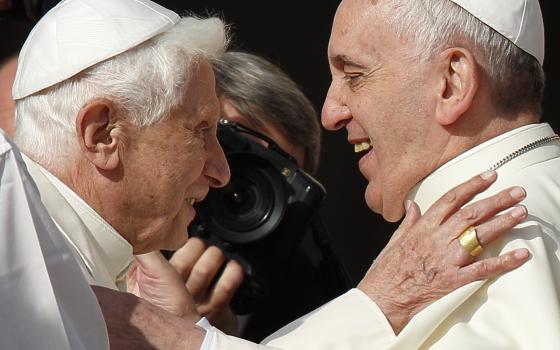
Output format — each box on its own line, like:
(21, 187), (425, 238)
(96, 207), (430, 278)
(331, 54), (368, 69)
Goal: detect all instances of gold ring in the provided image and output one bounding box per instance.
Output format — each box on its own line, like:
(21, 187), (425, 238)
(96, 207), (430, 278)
(459, 226), (483, 257)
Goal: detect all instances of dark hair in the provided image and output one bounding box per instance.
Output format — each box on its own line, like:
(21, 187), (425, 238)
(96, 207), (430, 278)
(212, 51), (321, 174)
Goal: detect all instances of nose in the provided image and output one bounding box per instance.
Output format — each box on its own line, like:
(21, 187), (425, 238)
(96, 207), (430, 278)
(204, 134), (231, 188)
(321, 82), (352, 131)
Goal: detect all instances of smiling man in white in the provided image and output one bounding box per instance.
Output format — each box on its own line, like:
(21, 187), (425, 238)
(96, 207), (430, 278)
(320, 0), (560, 348)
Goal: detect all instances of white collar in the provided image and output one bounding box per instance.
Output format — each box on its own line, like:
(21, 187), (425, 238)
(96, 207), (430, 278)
(406, 123), (558, 213)
(37, 164), (134, 285)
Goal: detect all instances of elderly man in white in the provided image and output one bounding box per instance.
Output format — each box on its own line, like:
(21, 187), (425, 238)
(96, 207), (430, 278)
(7, 0), (541, 349)
(12, 0), (234, 290)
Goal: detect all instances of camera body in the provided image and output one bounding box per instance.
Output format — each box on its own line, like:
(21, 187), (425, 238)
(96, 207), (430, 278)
(189, 119), (326, 314)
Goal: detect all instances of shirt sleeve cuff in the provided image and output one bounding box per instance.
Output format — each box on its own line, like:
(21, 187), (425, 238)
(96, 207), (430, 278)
(196, 317), (216, 350)
(263, 288), (396, 349)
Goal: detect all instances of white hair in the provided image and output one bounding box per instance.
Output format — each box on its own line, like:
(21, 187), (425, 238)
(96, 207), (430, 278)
(384, 0), (544, 116)
(14, 16), (228, 170)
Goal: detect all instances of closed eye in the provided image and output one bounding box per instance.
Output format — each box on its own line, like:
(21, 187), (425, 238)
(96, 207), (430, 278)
(343, 72), (364, 90)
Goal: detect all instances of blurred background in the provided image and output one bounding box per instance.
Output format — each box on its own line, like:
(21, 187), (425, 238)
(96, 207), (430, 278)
(1, 0), (558, 286)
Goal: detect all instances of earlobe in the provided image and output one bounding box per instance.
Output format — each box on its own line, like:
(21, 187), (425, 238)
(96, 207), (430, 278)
(76, 99), (121, 170)
(435, 48), (478, 126)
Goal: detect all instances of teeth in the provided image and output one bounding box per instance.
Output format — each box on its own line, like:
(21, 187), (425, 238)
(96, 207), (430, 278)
(187, 198), (195, 205)
(354, 142), (372, 153)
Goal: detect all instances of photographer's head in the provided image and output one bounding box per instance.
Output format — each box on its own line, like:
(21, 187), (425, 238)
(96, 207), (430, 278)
(13, 0), (230, 253)
(212, 51), (321, 174)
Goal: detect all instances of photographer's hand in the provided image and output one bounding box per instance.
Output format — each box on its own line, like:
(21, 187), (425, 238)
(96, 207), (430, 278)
(170, 238), (244, 335)
(358, 171), (530, 334)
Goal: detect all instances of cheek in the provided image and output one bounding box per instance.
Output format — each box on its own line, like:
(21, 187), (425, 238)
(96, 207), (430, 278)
(179, 152), (206, 184)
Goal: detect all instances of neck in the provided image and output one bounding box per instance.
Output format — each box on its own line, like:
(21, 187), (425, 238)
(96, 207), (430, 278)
(434, 111), (539, 173)
(407, 122), (553, 213)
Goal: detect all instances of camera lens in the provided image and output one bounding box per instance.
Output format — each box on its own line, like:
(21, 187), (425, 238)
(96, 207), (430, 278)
(197, 153), (287, 243)
(223, 182), (256, 215)
(218, 172), (273, 231)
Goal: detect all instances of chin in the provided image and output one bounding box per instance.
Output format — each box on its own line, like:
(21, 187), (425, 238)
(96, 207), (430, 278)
(381, 207), (405, 223)
(365, 185), (383, 215)
(366, 187), (405, 223)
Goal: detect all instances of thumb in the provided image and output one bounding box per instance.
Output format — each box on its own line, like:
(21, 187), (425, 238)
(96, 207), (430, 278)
(388, 200), (422, 244)
(134, 251), (174, 278)
(400, 200), (422, 230)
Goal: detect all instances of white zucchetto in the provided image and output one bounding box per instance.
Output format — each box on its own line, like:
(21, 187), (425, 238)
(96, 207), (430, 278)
(12, 0), (179, 100)
(450, 0), (545, 65)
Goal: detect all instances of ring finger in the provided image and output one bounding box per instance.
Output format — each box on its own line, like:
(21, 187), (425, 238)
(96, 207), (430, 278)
(452, 205), (528, 265)
(444, 186), (527, 242)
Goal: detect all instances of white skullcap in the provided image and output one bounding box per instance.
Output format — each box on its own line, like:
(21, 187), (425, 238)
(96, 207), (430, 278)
(450, 0), (544, 65)
(12, 0), (180, 100)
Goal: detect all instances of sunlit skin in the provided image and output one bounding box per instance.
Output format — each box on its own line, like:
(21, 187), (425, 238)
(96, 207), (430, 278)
(220, 98), (306, 168)
(66, 60), (230, 254)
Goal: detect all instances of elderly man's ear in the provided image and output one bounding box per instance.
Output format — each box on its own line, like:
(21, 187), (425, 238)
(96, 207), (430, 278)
(76, 99), (122, 170)
(434, 47), (479, 126)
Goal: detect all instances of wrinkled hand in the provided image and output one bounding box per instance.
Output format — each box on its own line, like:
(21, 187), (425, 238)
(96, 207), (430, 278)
(170, 238), (244, 335)
(359, 171), (530, 334)
(127, 251), (200, 324)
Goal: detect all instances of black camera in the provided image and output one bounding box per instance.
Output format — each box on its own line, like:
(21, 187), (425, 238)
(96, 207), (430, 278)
(188, 119), (327, 314)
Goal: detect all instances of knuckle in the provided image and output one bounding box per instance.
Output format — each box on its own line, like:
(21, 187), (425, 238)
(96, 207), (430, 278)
(496, 190), (515, 207)
(474, 262), (491, 277)
(216, 280), (237, 295)
(174, 262), (191, 275)
(495, 214), (515, 230)
(458, 206), (479, 222)
(192, 265), (213, 280)
(441, 190), (458, 204)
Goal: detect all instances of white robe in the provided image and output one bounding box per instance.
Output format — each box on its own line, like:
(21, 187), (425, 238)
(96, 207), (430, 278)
(22, 154), (134, 291)
(0, 131), (108, 349)
(211, 123), (560, 349)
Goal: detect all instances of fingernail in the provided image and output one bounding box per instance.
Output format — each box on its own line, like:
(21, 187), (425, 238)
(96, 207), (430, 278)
(480, 170), (496, 180)
(515, 249), (529, 259)
(510, 205), (527, 219)
(510, 187), (527, 200)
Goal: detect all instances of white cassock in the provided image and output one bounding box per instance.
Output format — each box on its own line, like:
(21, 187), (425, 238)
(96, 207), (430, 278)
(207, 123), (560, 349)
(0, 131), (108, 349)
(21, 154), (134, 291)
